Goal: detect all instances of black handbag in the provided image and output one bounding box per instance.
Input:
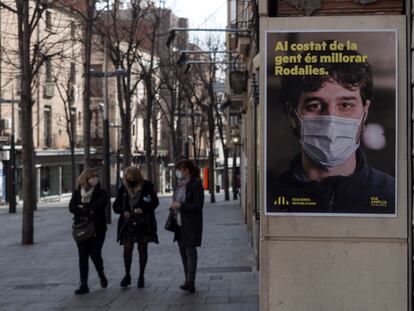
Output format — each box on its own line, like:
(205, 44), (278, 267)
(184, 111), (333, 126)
(164, 208), (177, 232)
(72, 217), (96, 242)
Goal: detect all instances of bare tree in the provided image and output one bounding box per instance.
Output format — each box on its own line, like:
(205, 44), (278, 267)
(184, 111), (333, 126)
(53, 54), (79, 191)
(0, 0), (73, 244)
(189, 61), (217, 203)
(214, 94), (230, 201)
(183, 78), (208, 165)
(94, 0), (149, 168)
(157, 51), (189, 164)
(131, 1), (164, 183)
(187, 37), (226, 203)
(81, 0), (97, 167)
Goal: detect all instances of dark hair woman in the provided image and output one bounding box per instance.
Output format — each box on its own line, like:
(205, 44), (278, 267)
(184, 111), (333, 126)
(69, 168), (108, 295)
(171, 160), (204, 293)
(113, 166), (159, 288)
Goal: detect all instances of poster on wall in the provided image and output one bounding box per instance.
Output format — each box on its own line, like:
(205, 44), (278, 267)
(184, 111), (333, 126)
(265, 30), (397, 216)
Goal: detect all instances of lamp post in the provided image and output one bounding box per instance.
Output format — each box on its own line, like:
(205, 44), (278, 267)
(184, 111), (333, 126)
(0, 90), (19, 213)
(89, 67), (126, 224)
(110, 122), (122, 189)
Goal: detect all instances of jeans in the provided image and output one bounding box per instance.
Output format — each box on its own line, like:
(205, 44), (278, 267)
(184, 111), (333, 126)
(76, 232), (106, 287)
(178, 242), (198, 285)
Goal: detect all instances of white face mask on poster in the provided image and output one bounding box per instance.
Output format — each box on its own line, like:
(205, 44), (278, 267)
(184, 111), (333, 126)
(296, 112), (364, 167)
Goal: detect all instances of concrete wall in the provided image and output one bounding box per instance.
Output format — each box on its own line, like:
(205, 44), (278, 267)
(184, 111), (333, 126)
(260, 15), (409, 311)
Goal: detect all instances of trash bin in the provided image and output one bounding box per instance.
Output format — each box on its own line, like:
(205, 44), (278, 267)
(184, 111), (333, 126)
(216, 185), (221, 193)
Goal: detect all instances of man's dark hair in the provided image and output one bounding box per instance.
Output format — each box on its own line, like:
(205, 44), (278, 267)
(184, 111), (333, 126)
(280, 40), (373, 110)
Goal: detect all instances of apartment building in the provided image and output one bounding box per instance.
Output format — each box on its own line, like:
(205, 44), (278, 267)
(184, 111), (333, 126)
(0, 1), (86, 202)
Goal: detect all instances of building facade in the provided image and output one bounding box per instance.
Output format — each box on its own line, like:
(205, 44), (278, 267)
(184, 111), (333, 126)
(0, 1), (86, 203)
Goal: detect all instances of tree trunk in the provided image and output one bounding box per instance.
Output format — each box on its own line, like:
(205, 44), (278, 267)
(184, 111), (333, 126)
(144, 79), (153, 181)
(18, 0), (36, 244)
(168, 89), (178, 163)
(169, 122), (178, 163)
(82, 1), (94, 168)
(68, 103), (76, 190)
(118, 76), (132, 168)
(208, 104), (215, 203)
(152, 108), (158, 189)
(70, 140), (76, 190)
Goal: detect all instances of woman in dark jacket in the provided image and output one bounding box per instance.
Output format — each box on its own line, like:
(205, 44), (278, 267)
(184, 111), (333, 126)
(171, 160), (204, 293)
(113, 166), (159, 288)
(69, 168), (108, 295)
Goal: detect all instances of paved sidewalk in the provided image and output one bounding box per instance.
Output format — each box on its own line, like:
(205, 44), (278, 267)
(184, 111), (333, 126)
(0, 195), (258, 311)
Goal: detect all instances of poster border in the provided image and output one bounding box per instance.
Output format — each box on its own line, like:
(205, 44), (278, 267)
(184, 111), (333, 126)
(264, 28), (398, 217)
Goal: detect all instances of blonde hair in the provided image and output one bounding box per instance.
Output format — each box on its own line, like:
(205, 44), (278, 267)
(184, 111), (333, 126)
(123, 166), (145, 187)
(78, 168), (98, 189)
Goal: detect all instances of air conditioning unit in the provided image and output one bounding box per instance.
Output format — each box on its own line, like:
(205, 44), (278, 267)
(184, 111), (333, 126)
(44, 82), (54, 98)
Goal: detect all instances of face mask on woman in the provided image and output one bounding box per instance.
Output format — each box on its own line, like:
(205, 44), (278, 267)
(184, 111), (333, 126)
(175, 170), (183, 180)
(88, 177), (99, 187)
(128, 180), (138, 188)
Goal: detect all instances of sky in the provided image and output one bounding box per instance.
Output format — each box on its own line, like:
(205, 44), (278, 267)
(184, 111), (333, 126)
(164, 0), (228, 46)
(164, 0), (227, 28)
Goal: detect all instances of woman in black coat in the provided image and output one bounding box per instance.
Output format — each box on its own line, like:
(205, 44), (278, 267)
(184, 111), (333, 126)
(113, 166), (159, 288)
(171, 160), (204, 293)
(69, 168), (108, 295)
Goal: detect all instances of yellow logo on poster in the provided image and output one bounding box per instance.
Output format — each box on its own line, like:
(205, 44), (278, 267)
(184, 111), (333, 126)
(370, 196), (388, 207)
(291, 197), (317, 206)
(274, 196), (289, 205)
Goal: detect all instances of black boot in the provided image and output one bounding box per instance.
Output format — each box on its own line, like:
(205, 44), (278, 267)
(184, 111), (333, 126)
(75, 285), (89, 295)
(99, 272), (108, 288)
(120, 274), (131, 288)
(179, 282), (195, 293)
(137, 275), (145, 288)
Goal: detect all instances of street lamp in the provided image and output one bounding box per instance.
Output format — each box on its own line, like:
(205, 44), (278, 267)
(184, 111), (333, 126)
(0, 91), (18, 213)
(89, 66), (127, 224)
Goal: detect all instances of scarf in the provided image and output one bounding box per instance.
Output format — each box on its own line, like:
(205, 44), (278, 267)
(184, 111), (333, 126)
(126, 184), (142, 209)
(172, 177), (191, 226)
(81, 186), (95, 203)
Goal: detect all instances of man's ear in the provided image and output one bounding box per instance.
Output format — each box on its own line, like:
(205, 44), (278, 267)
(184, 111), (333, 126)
(362, 100), (371, 124)
(286, 103), (299, 129)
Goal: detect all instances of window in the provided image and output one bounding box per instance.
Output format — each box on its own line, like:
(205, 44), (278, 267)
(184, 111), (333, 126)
(44, 106), (52, 148)
(70, 63), (76, 84)
(90, 64), (103, 97)
(70, 20), (76, 39)
(45, 58), (52, 82)
(45, 11), (52, 30)
(44, 59), (54, 97)
(70, 108), (77, 141)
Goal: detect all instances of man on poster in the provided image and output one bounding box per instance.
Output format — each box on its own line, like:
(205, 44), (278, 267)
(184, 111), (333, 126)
(271, 40), (395, 214)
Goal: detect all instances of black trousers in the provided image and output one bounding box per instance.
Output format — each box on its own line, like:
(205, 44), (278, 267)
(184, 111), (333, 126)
(178, 241), (198, 285)
(76, 232), (106, 287)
